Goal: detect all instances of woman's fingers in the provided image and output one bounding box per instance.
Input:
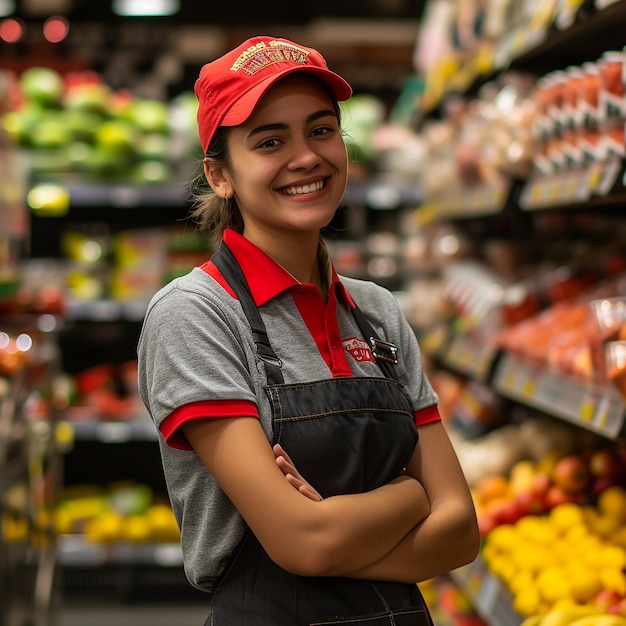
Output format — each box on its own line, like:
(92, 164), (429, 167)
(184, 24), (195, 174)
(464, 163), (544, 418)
(274, 443), (323, 501)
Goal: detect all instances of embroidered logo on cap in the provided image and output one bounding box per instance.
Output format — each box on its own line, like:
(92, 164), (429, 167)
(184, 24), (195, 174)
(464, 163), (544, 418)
(343, 338), (376, 363)
(230, 40), (311, 76)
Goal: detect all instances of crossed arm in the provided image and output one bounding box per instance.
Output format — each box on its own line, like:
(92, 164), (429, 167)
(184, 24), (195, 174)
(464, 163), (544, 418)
(182, 416), (479, 583)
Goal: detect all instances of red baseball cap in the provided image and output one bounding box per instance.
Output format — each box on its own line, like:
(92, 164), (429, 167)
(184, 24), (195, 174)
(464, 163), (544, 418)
(194, 36), (353, 153)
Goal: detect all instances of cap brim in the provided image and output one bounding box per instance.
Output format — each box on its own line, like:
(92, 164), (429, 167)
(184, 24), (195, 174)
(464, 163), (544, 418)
(221, 66), (353, 127)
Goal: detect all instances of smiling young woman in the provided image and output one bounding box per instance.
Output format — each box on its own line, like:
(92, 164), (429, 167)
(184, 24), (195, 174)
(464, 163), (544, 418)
(137, 35), (480, 626)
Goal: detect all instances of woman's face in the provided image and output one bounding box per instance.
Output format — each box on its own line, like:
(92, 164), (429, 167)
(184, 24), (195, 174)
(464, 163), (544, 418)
(215, 74), (348, 244)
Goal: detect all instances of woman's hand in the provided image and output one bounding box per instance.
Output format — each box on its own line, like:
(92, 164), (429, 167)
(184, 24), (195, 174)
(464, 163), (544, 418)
(273, 443), (323, 502)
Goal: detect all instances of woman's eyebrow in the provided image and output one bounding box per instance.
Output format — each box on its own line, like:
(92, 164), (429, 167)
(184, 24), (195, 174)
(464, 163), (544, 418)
(247, 109), (337, 138)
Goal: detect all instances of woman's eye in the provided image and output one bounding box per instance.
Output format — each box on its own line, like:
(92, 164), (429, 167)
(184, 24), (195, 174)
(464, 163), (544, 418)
(312, 126), (333, 137)
(259, 138), (279, 148)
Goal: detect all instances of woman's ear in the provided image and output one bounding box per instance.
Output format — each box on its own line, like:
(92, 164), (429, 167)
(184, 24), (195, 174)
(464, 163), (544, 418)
(204, 160), (234, 199)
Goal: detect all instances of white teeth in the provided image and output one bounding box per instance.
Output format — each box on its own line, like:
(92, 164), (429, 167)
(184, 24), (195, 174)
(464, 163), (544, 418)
(282, 180), (324, 195)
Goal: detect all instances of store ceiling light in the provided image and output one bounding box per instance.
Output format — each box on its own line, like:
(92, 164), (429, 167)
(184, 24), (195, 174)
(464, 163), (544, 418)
(0, 0), (15, 17)
(112, 0), (180, 16)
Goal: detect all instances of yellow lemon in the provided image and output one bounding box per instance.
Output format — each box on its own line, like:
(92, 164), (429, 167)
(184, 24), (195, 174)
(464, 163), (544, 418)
(537, 568), (572, 604)
(549, 502), (585, 532)
(85, 512), (124, 544)
(515, 516), (558, 544)
(481, 542), (499, 566)
(600, 567), (626, 595)
(513, 584), (542, 617)
(509, 570), (535, 595)
(597, 486), (626, 520)
(488, 554), (514, 580)
(590, 512), (624, 539)
(498, 560), (519, 587)
(512, 544), (548, 574)
(609, 525), (626, 549)
(567, 567), (603, 603)
(487, 523), (519, 552)
(124, 516), (152, 543)
(585, 543), (626, 569)
(549, 596), (577, 612)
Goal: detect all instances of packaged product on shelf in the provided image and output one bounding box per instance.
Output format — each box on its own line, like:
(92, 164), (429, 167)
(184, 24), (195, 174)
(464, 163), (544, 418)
(110, 228), (168, 302)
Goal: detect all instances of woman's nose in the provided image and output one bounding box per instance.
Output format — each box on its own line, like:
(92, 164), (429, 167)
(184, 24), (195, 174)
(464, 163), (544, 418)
(288, 139), (322, 169)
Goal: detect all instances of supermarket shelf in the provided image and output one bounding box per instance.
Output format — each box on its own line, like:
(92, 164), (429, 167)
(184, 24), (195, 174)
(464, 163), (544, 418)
(66, 183), (189, 209)
(519, 159), (625, 211)
(66, 299), (149, 322)
(422, 0), (626, 115)
(345, 181), (424, 210)
(493, 352), (626, 439)
(440, 332), (498, 383)
(451, 557), (522, 626)
(57, 535), (183, 567)
(427, 178), (513, 221)
(67, 419), (157, 443)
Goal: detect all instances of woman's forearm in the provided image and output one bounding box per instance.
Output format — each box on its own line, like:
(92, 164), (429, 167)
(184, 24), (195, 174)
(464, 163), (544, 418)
(344, 496), (480, 583)
(309, 475), (431, 577)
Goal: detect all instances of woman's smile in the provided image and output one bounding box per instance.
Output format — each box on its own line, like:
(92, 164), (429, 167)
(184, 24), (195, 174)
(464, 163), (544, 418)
(279, 177), (327, 196)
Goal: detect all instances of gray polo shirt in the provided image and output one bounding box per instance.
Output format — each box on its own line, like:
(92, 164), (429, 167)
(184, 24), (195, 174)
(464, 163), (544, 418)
(137, 231), (438, 594)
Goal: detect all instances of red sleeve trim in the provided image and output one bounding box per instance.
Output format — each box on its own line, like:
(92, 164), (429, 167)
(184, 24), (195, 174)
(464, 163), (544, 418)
(415, 404), (441, 427)
(161, 399), (259, 450)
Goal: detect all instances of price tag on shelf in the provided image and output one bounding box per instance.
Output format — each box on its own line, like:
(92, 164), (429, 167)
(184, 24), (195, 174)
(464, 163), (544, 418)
(521, 376), (536, 398)
(96, 421), (132, 443)
(154, 544), (184, 566)
(580, 391), (598, 423)
(595, 394), (611, 429)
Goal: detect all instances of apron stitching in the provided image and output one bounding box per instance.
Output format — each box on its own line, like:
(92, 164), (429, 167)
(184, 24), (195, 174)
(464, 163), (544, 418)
(369, 583), (396, 626)
(309, 608), (429, 625)
(268, 378), (404, 392)
(274, 408), (414, 421)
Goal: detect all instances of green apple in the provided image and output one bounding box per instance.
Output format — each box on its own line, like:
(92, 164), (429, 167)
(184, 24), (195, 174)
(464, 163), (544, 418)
(19, 67), (64, 107)
(95, 119), (138, 154)
(30, 113), (72, 150)
(84, 146), (130, 178)
(64, 82), (112, 116)
(65, 141), (94, 171)
(63, 109), (102, 142)
(136, 133), (170, 161)
(132, 159), (171, 184)
(127, 99), (170, 134)
(2, 106), (45, 146)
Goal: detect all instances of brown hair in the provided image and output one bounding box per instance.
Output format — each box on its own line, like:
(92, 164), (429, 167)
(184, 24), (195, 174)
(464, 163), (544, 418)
(189, 126), (243, 248)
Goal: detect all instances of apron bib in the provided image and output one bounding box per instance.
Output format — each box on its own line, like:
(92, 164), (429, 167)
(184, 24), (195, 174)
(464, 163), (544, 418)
(206, 243), (433, 626)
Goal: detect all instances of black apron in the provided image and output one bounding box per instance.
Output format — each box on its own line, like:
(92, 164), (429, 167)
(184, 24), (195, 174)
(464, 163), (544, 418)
(206, 243), (433, 626)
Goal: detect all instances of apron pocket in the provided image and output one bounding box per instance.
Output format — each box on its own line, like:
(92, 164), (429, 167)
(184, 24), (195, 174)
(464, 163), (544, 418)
(309, 606), (432, 626)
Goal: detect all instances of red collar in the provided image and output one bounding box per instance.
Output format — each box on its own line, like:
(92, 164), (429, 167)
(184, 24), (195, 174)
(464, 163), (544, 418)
(206, 229), (353, 308)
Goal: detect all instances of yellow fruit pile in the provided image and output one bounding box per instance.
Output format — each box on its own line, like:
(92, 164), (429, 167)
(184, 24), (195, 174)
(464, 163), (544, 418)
(83, 504), (180, 544)
(521, 607), (626, 625)
(482, 502), (626, 618)
(584, 486), (626, 549)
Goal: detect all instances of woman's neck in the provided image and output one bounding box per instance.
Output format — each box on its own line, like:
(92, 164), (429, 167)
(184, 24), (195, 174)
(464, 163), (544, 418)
(243, 228), (326, 294)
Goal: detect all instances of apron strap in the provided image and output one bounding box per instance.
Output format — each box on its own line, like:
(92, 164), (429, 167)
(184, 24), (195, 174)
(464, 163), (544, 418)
(211, 242), (285, 386)
(211, 241), (399, 382)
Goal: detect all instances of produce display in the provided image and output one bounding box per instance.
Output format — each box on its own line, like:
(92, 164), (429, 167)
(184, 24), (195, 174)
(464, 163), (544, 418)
(1, 66), (200, 184)
(469, 436), (626, 621)
(2, 481), (180, 545)
(497, 288), (626, 391)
